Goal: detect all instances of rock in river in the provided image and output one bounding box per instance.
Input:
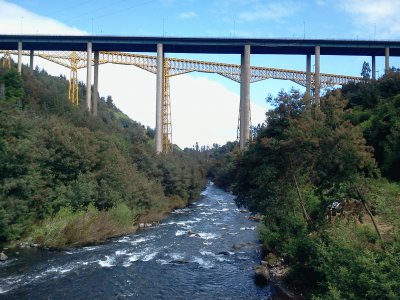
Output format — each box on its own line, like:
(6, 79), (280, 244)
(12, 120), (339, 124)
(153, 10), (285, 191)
(0, 251), (8, 261)
(254, 265), (270, 286)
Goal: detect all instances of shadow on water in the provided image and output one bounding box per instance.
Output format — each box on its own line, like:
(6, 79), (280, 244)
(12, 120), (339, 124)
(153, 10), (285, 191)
(0, 183), (272, 299)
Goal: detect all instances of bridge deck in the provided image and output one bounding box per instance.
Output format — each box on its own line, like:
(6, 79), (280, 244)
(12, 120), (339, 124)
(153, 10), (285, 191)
(0, 35), (400, 56)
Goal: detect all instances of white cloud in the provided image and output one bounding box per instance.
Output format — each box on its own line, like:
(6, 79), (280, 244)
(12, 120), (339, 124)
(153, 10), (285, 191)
(0, 0), (267, 148)
(97, 64), (266, 148)
(238, 1), (300, 22)
(0, 0), (85, 35)
(339, 0), (400, 37)
(178, 11), (197, 19)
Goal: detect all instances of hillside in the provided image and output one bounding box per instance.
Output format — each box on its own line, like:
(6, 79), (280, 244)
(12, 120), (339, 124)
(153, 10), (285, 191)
(209, 78), (400, 299)
(0, 62), (208, 248)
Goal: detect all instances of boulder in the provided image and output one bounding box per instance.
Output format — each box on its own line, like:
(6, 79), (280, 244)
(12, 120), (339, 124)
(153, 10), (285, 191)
(261, 260), (268, 267)
(19, 242), (30, 249)
(248, 214), (261, 222)
(170, 259), (190, 265)
(254, 265), (270, 286)
(0, 252), (8, 261)
(232, 243), (242, 250)
(187, 230), (200, 237)
(265, 253), (280, 268)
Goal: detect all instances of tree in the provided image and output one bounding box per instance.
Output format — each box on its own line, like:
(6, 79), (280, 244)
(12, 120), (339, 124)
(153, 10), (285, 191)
(2, 69), (24, 103)
(361, 61), (371, 79)
(106, 95), (114, 108)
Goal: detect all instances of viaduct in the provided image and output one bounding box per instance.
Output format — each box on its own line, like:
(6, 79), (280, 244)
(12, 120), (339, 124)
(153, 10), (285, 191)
(1, 35), (399, 153)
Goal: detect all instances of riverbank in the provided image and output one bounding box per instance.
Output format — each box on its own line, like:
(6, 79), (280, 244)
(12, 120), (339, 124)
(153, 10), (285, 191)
(1, 184), (271, 299)
(1, 193), (201, 254)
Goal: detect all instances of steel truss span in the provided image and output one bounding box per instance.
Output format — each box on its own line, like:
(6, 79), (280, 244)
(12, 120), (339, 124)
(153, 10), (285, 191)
(0, 49), (362, 91)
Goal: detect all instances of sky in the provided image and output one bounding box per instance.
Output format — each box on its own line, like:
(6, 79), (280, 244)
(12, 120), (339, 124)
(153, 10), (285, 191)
(1, 0), (400, 148)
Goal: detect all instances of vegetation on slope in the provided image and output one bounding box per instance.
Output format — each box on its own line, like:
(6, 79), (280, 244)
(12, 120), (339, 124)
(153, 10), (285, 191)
(209, 76), (400, 299)
(0, 62), (207, 248)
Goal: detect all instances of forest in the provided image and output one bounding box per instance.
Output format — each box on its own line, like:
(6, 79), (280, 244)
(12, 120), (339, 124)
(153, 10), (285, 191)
(0, 62), (208, 249)
(209, 74), (400, 299)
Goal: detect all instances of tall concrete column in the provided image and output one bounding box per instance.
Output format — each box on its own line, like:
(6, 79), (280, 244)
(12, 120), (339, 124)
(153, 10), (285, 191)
(305, 54), (311, 105)
(17, 41), (22, 74)
(240, 44), (251, 150)
(372, 55), (376, 80)
(29, 50), (34, 70)
(155, 43), (164, 154)
(314, 45), (321, 107)
(86, 42), (92, 112)
(385, 47), (390, 75)
(93, 51), (99, 116)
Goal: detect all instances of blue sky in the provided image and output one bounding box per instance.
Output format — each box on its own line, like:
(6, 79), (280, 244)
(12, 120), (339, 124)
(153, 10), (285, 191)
(8, 0), (400, 40)
(1, 0), (400, 147)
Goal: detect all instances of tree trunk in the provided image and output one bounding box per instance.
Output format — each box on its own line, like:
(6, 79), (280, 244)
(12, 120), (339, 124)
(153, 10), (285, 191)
(355, 186), (383, 241)
(292, 172), (312, 224)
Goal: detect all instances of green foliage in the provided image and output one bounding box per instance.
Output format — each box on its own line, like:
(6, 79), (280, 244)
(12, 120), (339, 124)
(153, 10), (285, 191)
(31, 203), (139, 249)
(2, 69), (24, 104)
(233, 89), (375, 219)
(0, 62), (207, 246)
(211, 81), (400, 298)
(343, 74), (400, 179)
(207, 141), (238, 190)
(288, 225), (400, 299)
(361, 61), (371, 79)
(108, 202), (139, 227)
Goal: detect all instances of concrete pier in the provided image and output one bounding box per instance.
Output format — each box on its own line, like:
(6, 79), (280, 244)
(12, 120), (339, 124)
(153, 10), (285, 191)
(86, 42), (92, 112)
(240, 44), (251, 150)
(385, 47), (390, 75)
(305, 54), (311, 104)
(29, 50), (34, 70)
(93, 51), (99, 116)
(372, 55), (376, 80)
(155, 43), (164, 154)
(17, 41), (22, 74)
(314, 45), (321, 106)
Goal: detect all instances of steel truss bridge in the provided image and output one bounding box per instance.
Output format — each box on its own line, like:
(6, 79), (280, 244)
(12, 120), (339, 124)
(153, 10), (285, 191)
(1, 50), (361, 152)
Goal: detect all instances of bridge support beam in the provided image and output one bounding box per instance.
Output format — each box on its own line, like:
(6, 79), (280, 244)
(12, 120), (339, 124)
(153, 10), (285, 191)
(314, 45), (321, 107)
(155, 43), (164, 154)
(240, 44), (251, 150)
(305, 54), (311, 106)
(372, 55), (376, 80)
(17, 41), (22, 74)
(385, 47), (390, 75)
(86, 42), (92, 112)
(29, 50), (34, 71)
(93, 51), (99, 116)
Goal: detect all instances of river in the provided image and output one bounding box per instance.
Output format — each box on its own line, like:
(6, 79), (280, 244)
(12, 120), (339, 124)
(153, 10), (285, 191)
(0, 183), (272, 299)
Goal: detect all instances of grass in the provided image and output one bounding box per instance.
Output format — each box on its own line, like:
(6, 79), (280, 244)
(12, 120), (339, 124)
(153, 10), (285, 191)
(29, 195), (191, 249)
(31, 203), (139, 249)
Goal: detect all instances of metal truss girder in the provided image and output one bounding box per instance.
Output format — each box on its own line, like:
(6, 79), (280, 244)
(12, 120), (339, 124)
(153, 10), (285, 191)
(0, 49), (362, 89)
(1, 50), (11, 68)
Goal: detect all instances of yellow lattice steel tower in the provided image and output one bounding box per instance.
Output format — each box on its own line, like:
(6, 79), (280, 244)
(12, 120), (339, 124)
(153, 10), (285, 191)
(68, 51), (79, 105)
(162, 60), (173, 153)
(2, 51), (11, 69)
